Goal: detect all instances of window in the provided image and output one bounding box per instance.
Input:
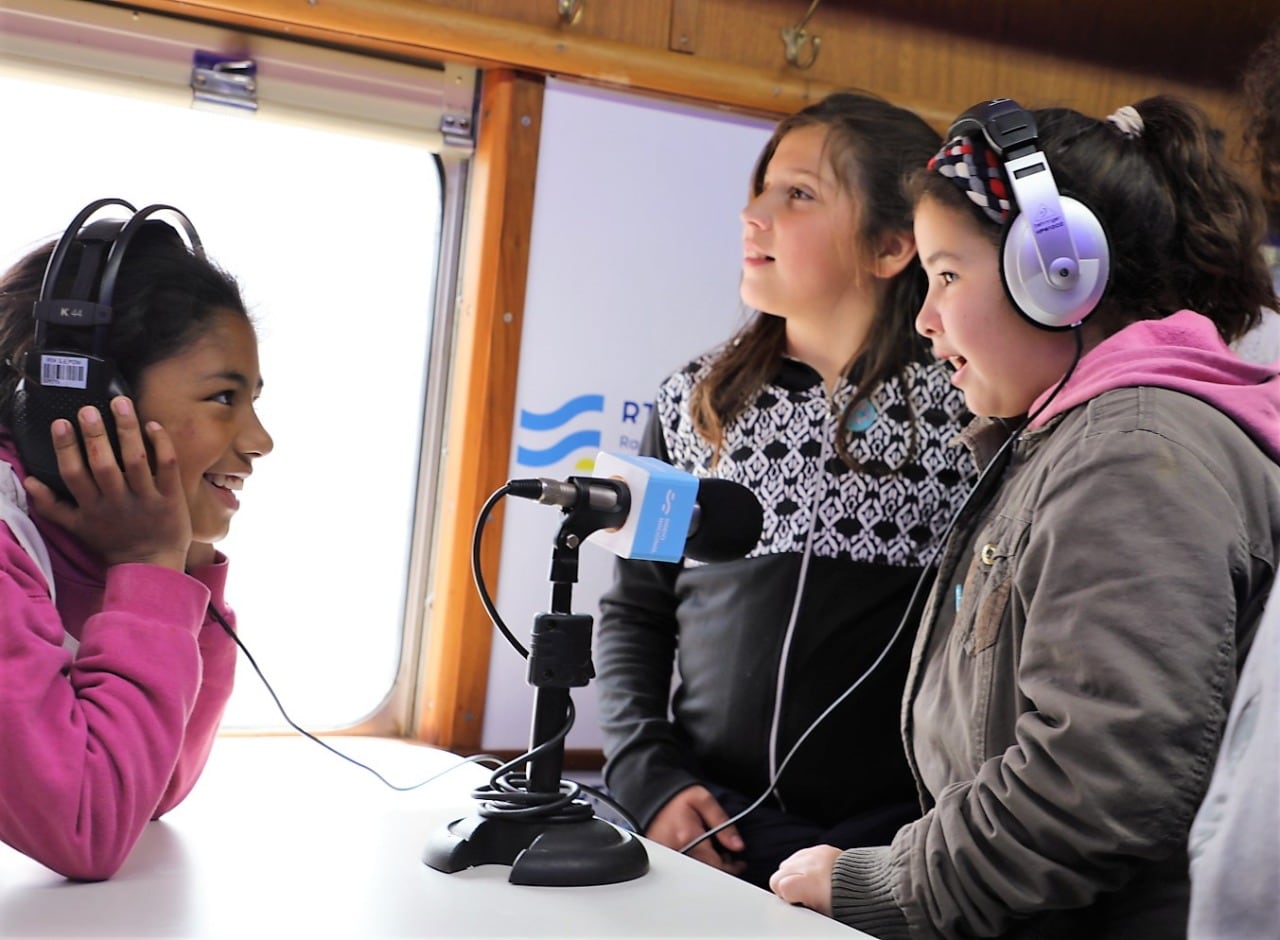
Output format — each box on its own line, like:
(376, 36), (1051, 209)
(0, 0), (475, 731)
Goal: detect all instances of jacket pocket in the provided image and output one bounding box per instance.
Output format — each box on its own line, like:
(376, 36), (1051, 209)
(955, 514), (1026, 655)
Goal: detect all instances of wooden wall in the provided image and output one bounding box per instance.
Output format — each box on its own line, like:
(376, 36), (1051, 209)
(98, 0), (1274, 136)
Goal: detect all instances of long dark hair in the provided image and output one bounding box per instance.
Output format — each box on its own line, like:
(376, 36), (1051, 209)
(912, 96), (1276, 342)
(1243, 23), (1280, 229)
(0, 219), (248, 420)
(689, 91), (941, 471)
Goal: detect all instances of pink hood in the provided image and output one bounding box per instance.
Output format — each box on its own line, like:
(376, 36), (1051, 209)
(1028, 311), (1280, 463)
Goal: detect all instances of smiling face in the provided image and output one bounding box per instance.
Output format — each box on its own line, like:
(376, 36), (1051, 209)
(132, 309), (273, 545)
(913, 196), (1080, 418)
(739, 124), (869, 323)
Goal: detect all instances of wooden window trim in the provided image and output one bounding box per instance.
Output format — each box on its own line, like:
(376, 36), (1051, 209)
(414, 69), (543, 751)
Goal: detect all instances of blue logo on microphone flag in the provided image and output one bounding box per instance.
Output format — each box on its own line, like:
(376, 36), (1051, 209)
(586, 452), (698, 563)
(624, 461), (696, 563)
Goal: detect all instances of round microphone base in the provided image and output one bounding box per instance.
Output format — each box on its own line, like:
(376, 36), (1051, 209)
(423, 812), (650, 886)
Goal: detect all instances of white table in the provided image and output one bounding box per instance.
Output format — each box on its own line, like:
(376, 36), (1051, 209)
(0, 735), (871, 938)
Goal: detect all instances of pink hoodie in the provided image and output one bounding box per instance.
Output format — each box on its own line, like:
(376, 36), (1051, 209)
(0, 429), (237, 880)
(1028, 310), (1280, 462)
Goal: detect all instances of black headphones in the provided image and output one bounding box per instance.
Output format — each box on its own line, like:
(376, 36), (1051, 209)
(11, 198), (204, 497)
(947, 98), (1110, 330)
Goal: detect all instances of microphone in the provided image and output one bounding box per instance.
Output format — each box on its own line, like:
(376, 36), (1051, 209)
(507, 452), (763, 564)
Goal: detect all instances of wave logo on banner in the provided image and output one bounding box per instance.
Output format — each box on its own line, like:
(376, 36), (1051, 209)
(516, 393), (603, 471)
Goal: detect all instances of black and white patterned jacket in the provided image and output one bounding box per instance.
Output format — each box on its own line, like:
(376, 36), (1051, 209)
(596, 352), (973, 834)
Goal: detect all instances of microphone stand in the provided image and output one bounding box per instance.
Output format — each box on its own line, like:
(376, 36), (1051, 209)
(423, 498), (649, 886)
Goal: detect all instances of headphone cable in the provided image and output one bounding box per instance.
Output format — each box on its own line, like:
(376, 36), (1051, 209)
(206, 603), (502, 791)
(208, 591), (642, 833)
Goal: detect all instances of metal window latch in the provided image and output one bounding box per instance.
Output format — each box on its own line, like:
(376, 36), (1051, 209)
(191, 51), (258, 112)
(440, 112), (474, 148)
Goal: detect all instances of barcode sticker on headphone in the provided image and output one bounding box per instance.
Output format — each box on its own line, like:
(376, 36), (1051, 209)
(39, 355), (89, 390)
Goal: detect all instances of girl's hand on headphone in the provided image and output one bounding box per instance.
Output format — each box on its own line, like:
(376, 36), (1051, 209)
(25, 397), (191, 572)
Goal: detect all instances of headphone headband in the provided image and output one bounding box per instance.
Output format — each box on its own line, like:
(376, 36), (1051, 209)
(98, 204), (205, 310)
(35, 200), (205, 355)
(38, 197), (137, 306)
(948, 98), (1040, 161)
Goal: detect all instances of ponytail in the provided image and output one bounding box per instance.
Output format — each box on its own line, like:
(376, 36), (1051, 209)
(1036, 96), (1276, 342)
(1136, 97), (1273, 339)
(1243, 25), (1280, 228)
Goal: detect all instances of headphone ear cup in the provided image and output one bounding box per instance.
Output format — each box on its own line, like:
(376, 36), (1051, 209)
(1001, 197), (1110, 330)
(12, 361), (132, 500)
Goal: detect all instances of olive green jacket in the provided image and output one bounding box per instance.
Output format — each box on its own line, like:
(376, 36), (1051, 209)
(833, 384), (1280, 938)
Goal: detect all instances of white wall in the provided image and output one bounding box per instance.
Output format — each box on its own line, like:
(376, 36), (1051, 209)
(481, 79), (773, 751)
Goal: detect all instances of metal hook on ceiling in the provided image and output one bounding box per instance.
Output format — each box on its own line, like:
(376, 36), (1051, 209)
(557, 0), (584, 26)
(781, 0), (823, 70)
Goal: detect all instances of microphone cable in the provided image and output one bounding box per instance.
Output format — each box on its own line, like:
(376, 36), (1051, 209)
(466, 697), (593, 823)
(214, 593), (639, 829)
(472, 483), (527, 658)
(679, 326), (1086, 858)
(463, 484), (645, 832)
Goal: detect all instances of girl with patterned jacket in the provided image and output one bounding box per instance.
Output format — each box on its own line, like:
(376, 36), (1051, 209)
(0, 204), (273, 881)
(595, 92), (973, 888)
(770, 97), (1280, 938)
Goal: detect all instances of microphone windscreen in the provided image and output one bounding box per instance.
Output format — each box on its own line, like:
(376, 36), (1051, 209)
(684, 478), (763, 563)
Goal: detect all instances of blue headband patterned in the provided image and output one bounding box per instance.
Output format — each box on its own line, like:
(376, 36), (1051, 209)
(928, 135), (1012, 225)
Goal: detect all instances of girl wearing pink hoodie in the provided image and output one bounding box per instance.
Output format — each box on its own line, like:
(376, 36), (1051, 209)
(0, 201), (272, 880)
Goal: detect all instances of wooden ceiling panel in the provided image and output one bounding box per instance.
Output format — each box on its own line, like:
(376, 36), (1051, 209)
(827, 0), (1279, 92)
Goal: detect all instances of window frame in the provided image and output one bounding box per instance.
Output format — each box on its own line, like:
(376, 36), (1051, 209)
(0, 0), (478, 738)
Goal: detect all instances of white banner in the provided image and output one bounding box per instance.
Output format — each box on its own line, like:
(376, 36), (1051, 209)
(483, 80), (772, 750)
